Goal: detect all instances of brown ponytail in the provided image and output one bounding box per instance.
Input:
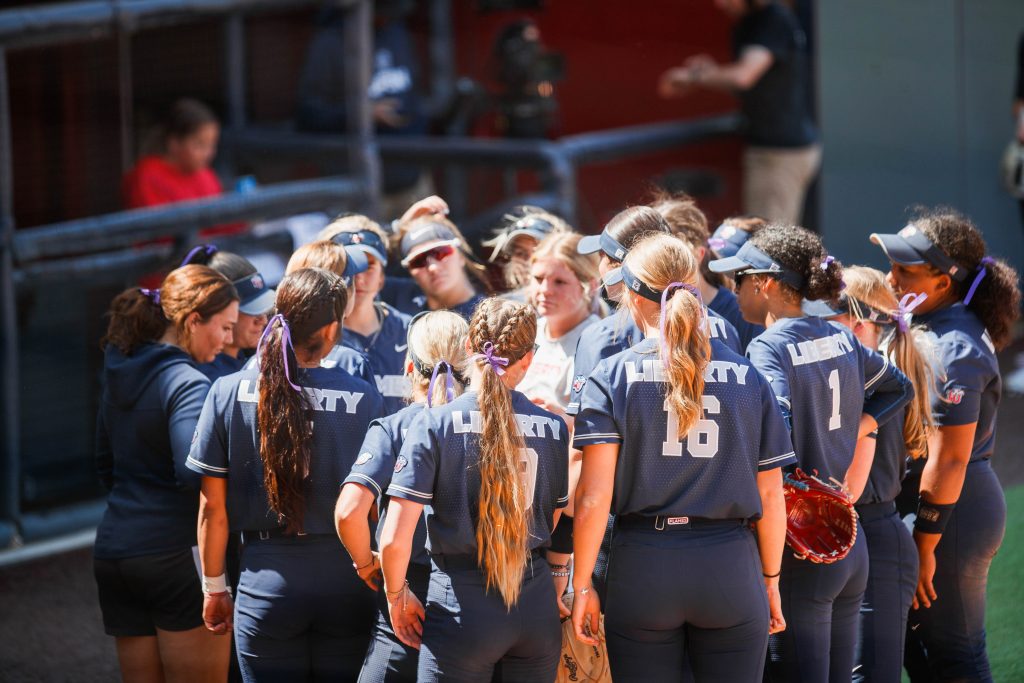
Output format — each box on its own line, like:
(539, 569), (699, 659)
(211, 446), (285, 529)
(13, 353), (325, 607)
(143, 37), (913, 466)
(467, 298), (537, 608)
(841, 266), (936, 459)
(101, 264), (237, 356)
(256, 268), (346, 534)
(622, 234), (710, 434)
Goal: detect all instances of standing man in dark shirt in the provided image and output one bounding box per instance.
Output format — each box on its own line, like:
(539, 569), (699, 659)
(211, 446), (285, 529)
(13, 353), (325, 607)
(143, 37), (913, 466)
(659, 0), (820, 226)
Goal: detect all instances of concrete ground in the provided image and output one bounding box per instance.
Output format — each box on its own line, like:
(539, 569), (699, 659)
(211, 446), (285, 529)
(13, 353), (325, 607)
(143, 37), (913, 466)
(3, 353), (1024, 682)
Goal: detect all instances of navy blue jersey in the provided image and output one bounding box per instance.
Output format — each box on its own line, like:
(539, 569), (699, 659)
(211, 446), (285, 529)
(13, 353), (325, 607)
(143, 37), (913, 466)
(342, 302), (412, 414)
(379, 275), (425, 317)
(709, 286), (765, 353)
(746, 317), (913, 481)
(386, 391), (569, 556)
(567, 309), (740, 416)
(857, 409), (907, 506)
(94, 343), (210, 559)
(186, 366), (384, 534)
(574, 338), (795, 519)
(917, 303), (1000, 462)
(343, 403), (430, 566)
(198, 350), (250, 381)
(242, 345), (377, 390)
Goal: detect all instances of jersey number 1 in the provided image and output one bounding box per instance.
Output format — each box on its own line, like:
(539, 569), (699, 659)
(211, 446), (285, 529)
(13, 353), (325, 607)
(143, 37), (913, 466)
(663, 395), (720, 458)
(827, 369), (842, 431)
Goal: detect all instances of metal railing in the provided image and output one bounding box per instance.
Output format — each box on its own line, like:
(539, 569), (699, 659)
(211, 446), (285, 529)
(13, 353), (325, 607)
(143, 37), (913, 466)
(0, 0), (378, 548)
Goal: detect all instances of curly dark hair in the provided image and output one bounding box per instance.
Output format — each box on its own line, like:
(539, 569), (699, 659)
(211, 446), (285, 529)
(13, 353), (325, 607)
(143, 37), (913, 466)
(911, 208), (1021, 350)
(748, 224), (843, 302)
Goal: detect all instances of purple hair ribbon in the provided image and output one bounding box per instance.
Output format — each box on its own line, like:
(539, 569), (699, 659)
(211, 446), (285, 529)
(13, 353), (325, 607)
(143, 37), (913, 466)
(707, 237), (728, 252)
(139, 288), (161, 305)
(427, 360), (456, 408)
(963, 256), (995, 306)
(659, 281), (705, 370)
(180, 244), (218, 268)
(821, 255), (835, 271)
(256, 314), (302, 392)
(471, 342), (509, 376)
(894, 292), (928, 333)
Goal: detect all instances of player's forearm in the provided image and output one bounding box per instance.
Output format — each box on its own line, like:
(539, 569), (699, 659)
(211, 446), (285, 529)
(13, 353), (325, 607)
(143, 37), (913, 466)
(845, 431), (876, 502)
(571, 484), (611, 591)
(919, 443), (969, 506)
(379, 533), (413, 595)
(755, 473), (786, 577)
(335, 486), (376, 568)
(563, 448), (583, 517)
(197, 490), (229, 579)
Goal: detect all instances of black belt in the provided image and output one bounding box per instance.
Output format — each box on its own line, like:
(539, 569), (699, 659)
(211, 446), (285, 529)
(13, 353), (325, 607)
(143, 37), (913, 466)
(240, 528), (336, 544)
(855, 500), (897, 523)
(432, 548), (543, 572)
(616, 515), (748, 532)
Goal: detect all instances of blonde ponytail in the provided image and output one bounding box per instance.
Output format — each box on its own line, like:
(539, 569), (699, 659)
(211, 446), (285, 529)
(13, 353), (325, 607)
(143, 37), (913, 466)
(621, 234), (710, 435)
(468, 298), (538, 608)
(842, 266), (936, 459)
(406, 310), (470, 406)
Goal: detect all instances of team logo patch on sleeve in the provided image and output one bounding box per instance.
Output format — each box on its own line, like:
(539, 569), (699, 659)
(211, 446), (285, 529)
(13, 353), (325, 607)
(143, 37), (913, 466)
(355, 452), (373, 466)
(571, 375), (587, 394)
(945, 387), (965, 405)
(191, 429), (199, 444)
(394, 456), (408, 473)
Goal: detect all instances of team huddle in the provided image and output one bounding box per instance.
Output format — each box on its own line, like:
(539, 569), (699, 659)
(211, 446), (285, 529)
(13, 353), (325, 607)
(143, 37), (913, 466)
(92, 193), (1019, 683)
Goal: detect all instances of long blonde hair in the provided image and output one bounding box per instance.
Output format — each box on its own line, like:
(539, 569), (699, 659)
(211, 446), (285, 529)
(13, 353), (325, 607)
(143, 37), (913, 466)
(841, 266), (935, 459)
(622, 234), (710, 435)
(406, 310), (470, 406)
(468, 298), (538, 608)
(286, 240), (351, 277)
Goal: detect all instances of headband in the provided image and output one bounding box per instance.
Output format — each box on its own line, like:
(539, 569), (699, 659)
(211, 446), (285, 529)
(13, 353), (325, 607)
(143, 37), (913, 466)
(139, 288), (161, 305)
(180, 244), (218, 268)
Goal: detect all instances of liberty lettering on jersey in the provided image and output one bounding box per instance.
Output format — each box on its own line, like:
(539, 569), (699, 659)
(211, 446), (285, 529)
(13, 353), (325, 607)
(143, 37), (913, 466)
(237, 379), (364, 414)
(625, 359), (749, 385)
(376, 374), (412, 398)
(786, 332), (854, 366)
(451, 411), (562, 440)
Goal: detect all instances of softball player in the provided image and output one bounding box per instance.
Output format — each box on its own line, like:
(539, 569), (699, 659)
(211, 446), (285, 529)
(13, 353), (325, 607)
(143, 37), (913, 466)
(813, 267), (934, 682)
(94, 265), (238, 682)
(379, 298), (569, 682)
(319, 215), (414, 414)
(188, 268), (384, 681)
(704, 216), (769, 351)
(870, 211), (1020, 681)
(571, 233), (792, 682)
(709, 225), (913, 683)
(335, 310), (469, 682)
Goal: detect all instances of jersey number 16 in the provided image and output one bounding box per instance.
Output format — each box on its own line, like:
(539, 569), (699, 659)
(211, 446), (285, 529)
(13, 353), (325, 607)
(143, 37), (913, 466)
(662, 395), (720, 458)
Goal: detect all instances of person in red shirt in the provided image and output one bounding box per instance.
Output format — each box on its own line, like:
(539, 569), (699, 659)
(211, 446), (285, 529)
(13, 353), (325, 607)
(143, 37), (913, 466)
(125, 98), (245, 237)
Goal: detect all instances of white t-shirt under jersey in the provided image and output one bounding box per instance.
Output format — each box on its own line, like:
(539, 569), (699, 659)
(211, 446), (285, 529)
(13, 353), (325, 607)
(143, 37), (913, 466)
(517, 314), (600, 412)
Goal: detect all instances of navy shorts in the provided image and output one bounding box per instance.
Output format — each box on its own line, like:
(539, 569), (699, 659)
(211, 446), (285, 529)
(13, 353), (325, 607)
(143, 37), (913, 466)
(604, 519), (769, 683)
(94, 547), (204, 637)
(234, 534), (376, 682)
(418, 554), (561, 682)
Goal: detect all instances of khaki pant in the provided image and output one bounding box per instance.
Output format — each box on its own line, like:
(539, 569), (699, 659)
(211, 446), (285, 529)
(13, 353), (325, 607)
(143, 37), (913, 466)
(742, 143), (822, 226)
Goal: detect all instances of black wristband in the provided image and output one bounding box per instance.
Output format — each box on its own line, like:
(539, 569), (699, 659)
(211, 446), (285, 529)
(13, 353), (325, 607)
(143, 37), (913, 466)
(914, 499), (955, 535)
(549, 514), (574, 554)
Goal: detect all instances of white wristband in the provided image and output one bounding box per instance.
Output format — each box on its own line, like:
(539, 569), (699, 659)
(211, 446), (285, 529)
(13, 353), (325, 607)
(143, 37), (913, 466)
(202, 574), (228, 595)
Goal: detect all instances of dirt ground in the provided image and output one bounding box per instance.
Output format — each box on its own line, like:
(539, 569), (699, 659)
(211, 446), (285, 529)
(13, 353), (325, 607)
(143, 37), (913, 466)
(2, 350), (1024, 682)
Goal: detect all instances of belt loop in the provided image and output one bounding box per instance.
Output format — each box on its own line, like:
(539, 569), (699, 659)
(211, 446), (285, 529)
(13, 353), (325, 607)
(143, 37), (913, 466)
(654, 516), (666, 531)
(258, 530), (270, 541)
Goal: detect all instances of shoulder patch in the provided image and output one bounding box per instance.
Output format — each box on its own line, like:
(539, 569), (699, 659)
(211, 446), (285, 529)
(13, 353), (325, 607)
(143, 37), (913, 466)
(571, 374), (587, 394)
(191, 429), (199, 445)
(945, 387), (965, 405)
(355, 452), (373, 466)
(394, 455), (408, 473)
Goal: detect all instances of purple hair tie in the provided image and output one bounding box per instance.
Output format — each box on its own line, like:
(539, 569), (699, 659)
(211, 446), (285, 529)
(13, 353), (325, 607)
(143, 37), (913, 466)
(427, 360), (456, 407)
(471, 342), (509, 376)
(180, 244), (218, 268)
(894, 292), (928, 333)
(963, 256), (995, 306)
(139, 288), (161, 305)
(821, 255), (835, 271)
(658, 282), (704, 370)
(707, 237), (728, 252)
(256, 314), (302, 392)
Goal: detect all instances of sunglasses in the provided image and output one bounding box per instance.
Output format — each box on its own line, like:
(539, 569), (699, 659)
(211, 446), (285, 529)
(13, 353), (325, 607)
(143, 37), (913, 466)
(407, 244), (456, 270)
